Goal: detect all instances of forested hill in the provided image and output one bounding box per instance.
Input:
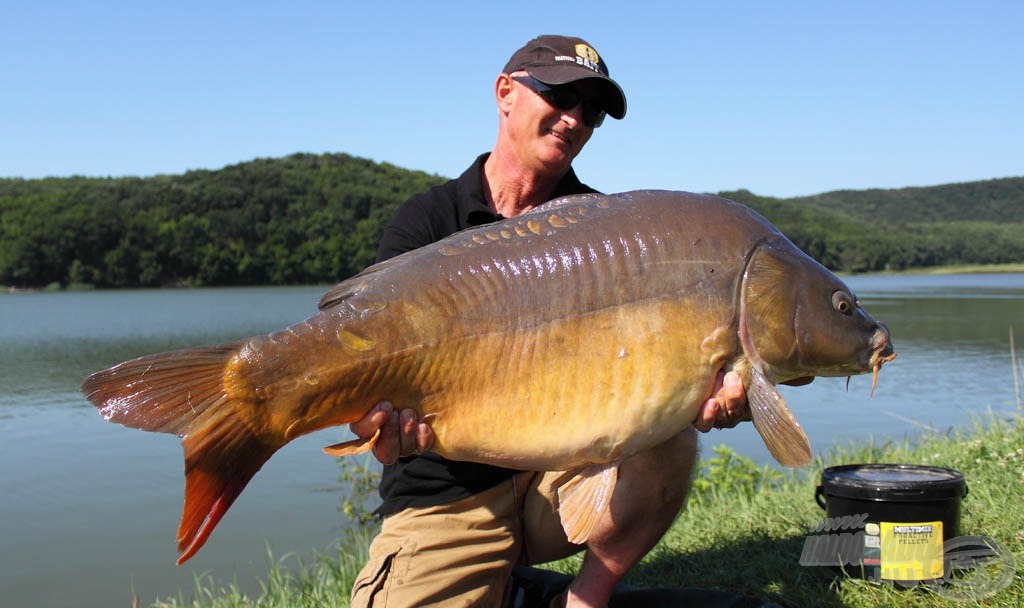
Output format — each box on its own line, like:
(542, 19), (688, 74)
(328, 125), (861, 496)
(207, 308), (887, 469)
(722, 177), (1024, 273)
(0, 153), (445, 288)
(788, 177), (1024, 224)
(1, 152), (1021, 288)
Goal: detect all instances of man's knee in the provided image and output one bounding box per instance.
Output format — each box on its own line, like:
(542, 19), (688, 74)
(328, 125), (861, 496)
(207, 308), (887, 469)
(613, 427), (699, 519)
(628, 426), (698, 483)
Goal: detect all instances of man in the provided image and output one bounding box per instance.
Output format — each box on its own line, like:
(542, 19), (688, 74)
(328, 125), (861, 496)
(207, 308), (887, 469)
(349, 35), (750, 608)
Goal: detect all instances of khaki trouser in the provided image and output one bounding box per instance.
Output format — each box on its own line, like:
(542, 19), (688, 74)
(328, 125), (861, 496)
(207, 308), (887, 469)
(350, 470), (579, 607)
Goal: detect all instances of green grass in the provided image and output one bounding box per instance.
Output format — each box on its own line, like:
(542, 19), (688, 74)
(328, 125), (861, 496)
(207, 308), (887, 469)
(149, 416), (1024, 607)
(587, 416), (1024, 607)
(148, 528), (373, 608)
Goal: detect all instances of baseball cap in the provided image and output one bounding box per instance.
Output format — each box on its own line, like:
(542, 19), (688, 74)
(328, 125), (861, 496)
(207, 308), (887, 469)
(503, 35), (627, 120)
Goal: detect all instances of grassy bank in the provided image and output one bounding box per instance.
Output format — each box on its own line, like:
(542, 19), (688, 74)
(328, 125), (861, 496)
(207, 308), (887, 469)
(151, 415), (1023, 608)
(594, 415), (1024, 607)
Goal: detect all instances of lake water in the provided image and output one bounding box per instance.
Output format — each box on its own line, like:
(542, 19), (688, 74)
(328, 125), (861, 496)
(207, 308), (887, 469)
(1, 274), (1022, 608)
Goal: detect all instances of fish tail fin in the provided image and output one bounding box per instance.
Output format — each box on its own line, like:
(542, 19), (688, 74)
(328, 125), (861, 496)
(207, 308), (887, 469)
(176, 408), (278, 564)
(81, 343), (244, 435)
(81, 343), (281, 565)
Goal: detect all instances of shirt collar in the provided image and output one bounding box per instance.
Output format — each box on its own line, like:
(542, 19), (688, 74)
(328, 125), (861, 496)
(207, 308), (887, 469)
(455, 153), (592, 227)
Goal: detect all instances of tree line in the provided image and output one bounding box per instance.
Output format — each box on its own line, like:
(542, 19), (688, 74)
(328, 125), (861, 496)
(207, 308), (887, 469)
(726, 183), (1024, 274)
(0, 153), (445, 288)
(1, 154), (1022, 289)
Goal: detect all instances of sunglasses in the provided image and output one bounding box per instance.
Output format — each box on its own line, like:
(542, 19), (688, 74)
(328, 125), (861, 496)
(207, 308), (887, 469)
(511, 74), (607, 128)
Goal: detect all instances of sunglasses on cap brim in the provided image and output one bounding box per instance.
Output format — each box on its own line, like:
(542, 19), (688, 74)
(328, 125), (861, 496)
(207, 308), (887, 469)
(511, 74), (607, 128)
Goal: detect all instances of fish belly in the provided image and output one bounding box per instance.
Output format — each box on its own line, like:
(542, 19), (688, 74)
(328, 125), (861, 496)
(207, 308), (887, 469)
(418, 297), (733, 471)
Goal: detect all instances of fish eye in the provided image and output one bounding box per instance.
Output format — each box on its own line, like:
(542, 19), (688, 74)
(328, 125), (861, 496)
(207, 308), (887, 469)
(832, 291), (853, 315)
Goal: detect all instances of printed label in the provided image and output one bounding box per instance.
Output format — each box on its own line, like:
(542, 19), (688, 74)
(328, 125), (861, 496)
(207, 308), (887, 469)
(880, 521), (944, 580)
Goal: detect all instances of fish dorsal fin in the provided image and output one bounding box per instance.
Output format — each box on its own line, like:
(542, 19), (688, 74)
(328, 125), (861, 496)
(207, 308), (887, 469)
(748, 366), (812, 467)
(322, 429), (381, 456)
(318, 258), (402, 311)
(528, 192), (603, 213)
(556, 462), (618, 544)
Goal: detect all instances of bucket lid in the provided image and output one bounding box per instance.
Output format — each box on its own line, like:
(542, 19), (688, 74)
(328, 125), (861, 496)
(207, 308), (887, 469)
(820, 463), (966, 501)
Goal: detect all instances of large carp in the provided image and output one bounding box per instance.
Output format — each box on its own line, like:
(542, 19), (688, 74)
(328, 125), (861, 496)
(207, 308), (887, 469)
(82, 190), (895, 565)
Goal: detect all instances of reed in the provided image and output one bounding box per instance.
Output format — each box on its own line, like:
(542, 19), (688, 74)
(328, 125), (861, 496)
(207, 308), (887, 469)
(1012, 328), (1022, 411)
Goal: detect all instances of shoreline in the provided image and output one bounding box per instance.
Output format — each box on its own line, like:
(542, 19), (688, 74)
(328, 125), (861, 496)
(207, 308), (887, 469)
(7, 263), (1024, 294)
(852, 262), (1024, 276)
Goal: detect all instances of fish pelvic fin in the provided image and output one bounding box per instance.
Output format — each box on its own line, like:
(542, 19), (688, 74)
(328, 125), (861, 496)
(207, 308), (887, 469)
(81, 343), (282, 565)
(748, 366), (812, 467)
(322, 429), (380, 456)
(556, 462), (618, 544)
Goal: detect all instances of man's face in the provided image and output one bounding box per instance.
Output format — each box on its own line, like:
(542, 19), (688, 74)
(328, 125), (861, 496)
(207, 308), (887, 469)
(501, 74), (601, 176)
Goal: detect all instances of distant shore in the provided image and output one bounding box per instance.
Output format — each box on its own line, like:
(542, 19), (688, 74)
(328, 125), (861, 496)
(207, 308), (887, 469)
(6, 263), (1024, 294)
(862, 262), (1024, 275)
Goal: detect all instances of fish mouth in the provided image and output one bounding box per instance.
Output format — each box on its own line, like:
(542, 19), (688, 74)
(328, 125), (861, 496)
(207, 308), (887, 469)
(867, 323), (897, 397)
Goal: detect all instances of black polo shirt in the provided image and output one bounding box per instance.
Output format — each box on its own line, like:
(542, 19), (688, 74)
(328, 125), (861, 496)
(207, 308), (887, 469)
(375, 152), (599, 514)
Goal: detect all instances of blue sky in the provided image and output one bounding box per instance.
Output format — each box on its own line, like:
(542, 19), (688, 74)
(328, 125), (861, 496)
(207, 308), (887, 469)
(3, 1), (1021, 198)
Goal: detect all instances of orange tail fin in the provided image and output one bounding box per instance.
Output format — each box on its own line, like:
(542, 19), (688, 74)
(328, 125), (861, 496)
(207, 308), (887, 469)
(81, 343), (280, 565)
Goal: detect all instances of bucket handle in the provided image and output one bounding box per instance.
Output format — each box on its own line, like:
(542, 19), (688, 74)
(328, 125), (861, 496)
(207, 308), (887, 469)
(812, 481), (968, 509)
(814, 485), (826, 509)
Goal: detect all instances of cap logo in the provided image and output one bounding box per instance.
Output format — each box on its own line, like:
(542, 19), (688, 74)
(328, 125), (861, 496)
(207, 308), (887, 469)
(575, 44), (600, 65)
(553, 44), (604, 74)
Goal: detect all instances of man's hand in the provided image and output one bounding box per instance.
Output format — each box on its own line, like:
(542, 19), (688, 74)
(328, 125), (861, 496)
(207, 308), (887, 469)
(694, 370), (747, 432)
(349, 401), (434, 465)
(693, 370), (815, 432)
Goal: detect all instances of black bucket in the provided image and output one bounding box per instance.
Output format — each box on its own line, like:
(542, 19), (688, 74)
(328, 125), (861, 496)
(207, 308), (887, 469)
(806, 463), (967, 584)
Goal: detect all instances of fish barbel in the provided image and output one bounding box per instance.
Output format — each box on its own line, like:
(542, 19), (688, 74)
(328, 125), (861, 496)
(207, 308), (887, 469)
(82, 190), (895, 564)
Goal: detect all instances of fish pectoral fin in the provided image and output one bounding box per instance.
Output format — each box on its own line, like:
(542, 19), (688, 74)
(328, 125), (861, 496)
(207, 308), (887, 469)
(555, 462), (619, 545)
(322, 429), (381, 456)
(748, 366), (812, 467)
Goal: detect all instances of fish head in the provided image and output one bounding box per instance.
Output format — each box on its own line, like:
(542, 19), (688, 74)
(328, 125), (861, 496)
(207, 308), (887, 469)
(740, 240), (895, 384)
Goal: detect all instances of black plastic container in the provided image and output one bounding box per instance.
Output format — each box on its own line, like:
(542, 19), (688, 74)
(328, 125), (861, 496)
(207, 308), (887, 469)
(808, 464), (967, 584)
